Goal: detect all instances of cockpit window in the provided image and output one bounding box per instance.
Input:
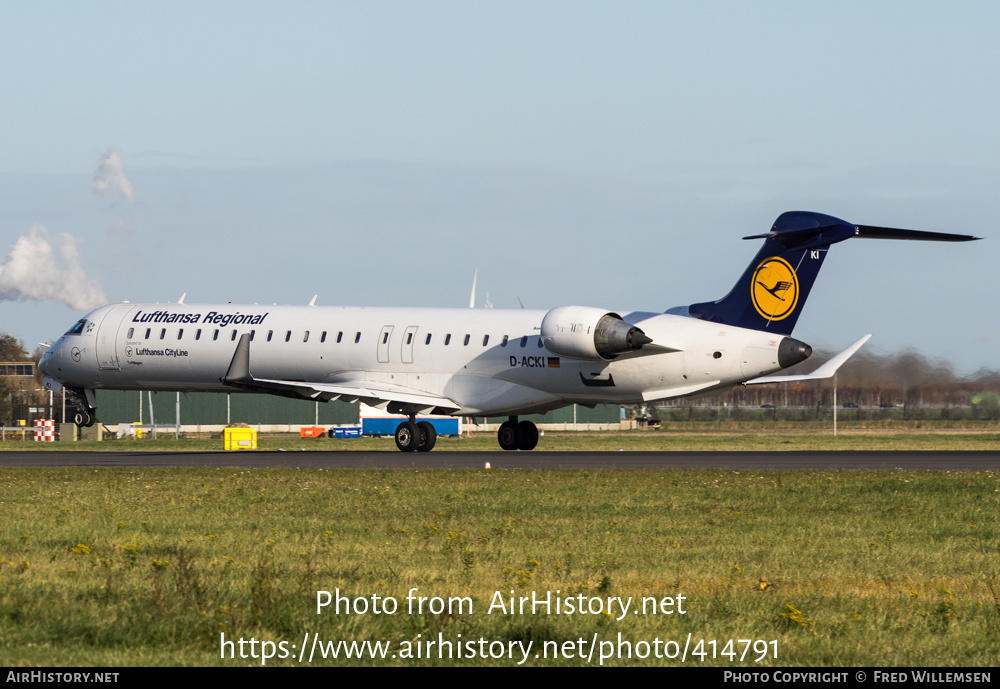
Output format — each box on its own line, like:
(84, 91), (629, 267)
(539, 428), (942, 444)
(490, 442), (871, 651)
(65, 319), (87, 336)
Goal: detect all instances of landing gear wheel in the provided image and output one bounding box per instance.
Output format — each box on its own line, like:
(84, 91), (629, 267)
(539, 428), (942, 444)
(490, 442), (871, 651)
(516, 420), (539, 451)
(416, 421), (437, 452)
(498, 420), (521, 451)
(74, 410), (94, 428)
(394, 420), (419, 452)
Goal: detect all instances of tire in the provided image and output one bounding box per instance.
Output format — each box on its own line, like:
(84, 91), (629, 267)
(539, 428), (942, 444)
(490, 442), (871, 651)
(497, 420), (520, 451)
(416, 421), (437, 452)
(74, 410), (92, 428)
(394, 420), (418, 452)
(516, 420), (538, 451)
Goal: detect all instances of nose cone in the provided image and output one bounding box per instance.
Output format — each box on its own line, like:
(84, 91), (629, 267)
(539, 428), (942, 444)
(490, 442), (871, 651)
(38, 348), (55, 376)
(778, 337), (812, 369)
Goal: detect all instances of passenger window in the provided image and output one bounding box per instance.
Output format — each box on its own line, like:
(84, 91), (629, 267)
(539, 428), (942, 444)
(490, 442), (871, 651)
(213, 330), (219, 341)
(501, 335), (508, 347)
(304, 331), (310, 343)
(144, 328), (151, 339)
(321, 331), (327, 343)
(195, 329), (202, 340)
(337, 331), (343, 343)
(127, 328), (134, 338)
(382, 332), (389, 344)
(354, 332), (361, 343)
(483, 335), (489, 346)
(231, 330), (237, 341)
(445, 334), (452, 345)
(160, 328), (166, 340)
(463, 334), (470, 346)
(285, 331), (291, 342)
(520, 336), (527, 347)
(267, 330), (273, 342)
(406, 333), (413, 345)
(537, 338), (543, 348)
(177, 329), (184, 340)
(425, 334), (432, 345)
(250, 330), (255, 341)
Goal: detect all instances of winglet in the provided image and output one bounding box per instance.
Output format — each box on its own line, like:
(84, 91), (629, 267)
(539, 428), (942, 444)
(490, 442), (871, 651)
(745, 334), (871, 384)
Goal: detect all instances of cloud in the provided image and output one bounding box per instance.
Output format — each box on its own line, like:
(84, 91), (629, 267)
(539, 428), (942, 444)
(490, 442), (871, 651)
(0, 225), (107, 310)
(91, 148), (134, 200)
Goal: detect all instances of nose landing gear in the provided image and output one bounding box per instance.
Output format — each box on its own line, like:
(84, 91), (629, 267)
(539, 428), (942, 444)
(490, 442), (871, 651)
(73, 409), (97, 428)
(66, 388), (98, 428)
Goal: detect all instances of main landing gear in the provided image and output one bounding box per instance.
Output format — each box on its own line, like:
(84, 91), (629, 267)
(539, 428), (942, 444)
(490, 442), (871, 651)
(392, 415), (539, 452)
(394, 416), (437, 452)
(497, 416), (538, 451)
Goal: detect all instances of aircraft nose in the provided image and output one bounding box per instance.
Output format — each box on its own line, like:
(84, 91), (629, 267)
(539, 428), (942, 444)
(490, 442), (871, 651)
(778, 337), (812, 368)
(38, 341), (65, 376)
(38, 349), (55, 376)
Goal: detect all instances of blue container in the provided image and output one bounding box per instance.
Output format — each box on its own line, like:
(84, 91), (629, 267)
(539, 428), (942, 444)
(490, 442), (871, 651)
(361, 418), (459, 436)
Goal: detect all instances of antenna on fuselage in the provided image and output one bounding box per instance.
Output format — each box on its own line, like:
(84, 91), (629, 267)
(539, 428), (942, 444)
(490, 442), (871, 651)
(177, 293), (186, 305)
(308, 295), (318, 306)
(469, 269), (477, 308)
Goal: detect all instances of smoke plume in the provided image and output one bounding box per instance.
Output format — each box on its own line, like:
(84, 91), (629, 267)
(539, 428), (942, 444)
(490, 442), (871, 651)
(0, 225), (107, 310)
(91, 148), (134, 200)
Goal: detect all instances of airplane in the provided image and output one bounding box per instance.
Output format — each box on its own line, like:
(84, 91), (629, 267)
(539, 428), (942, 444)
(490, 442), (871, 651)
(37, 211), (978, 452)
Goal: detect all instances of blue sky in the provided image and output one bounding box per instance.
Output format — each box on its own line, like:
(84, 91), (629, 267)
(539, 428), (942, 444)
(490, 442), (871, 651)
(1, 2), (998, 371)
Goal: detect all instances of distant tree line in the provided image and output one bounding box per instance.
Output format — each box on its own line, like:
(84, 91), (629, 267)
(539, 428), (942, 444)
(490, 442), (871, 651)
(719, 348), (1000, 419)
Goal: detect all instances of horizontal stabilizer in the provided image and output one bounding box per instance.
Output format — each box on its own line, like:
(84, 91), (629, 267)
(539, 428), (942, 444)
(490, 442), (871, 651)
(745, 334), (871, 385)
(855, 225), (980, 242)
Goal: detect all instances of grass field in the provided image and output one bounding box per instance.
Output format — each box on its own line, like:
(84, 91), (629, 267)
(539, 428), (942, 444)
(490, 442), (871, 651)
(1, 460), (998, 666)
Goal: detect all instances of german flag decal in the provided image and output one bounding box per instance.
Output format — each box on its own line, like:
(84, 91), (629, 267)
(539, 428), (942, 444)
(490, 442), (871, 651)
(547, 357), (561, 368)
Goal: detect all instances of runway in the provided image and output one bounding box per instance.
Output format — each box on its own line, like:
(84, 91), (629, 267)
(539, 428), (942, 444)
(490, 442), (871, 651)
(0, 450), (997, 470)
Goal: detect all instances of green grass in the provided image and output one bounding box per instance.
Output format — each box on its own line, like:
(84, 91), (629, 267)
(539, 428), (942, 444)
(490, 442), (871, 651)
(1, 467), (998, 666)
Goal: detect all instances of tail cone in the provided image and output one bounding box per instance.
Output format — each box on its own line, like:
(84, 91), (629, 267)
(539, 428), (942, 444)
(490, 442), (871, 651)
(778, 337), (812, 368)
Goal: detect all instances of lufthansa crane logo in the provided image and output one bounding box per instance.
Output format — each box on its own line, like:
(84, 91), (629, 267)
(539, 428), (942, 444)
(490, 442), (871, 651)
(751, 256), (799, 321)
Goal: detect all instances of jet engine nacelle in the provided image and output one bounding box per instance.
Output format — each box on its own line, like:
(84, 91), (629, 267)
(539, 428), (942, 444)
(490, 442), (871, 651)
(540, 306), (652, 360)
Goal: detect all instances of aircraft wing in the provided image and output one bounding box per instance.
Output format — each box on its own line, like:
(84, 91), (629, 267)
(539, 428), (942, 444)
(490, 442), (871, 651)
(744, 334), (871, 384)
(249, 378), (461, 415)
(221, 334), (461, 415)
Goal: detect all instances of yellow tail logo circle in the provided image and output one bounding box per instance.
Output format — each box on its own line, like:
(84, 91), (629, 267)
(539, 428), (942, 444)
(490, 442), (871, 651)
(751, 257), (799, 321)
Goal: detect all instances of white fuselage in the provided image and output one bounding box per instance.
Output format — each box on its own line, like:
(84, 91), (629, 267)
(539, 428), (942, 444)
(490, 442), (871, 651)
(39, 302), (790, 416)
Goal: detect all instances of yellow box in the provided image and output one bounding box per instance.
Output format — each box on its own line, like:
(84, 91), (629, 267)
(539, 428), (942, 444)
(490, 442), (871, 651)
(224, 427), (257, 450)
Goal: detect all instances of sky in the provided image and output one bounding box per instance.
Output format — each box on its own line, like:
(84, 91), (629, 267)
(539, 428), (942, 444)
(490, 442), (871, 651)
(1, 1), (998, 372)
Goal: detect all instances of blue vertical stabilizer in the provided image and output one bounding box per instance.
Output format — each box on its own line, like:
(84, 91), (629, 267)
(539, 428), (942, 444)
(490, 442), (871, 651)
(686, 211), (978, 336)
